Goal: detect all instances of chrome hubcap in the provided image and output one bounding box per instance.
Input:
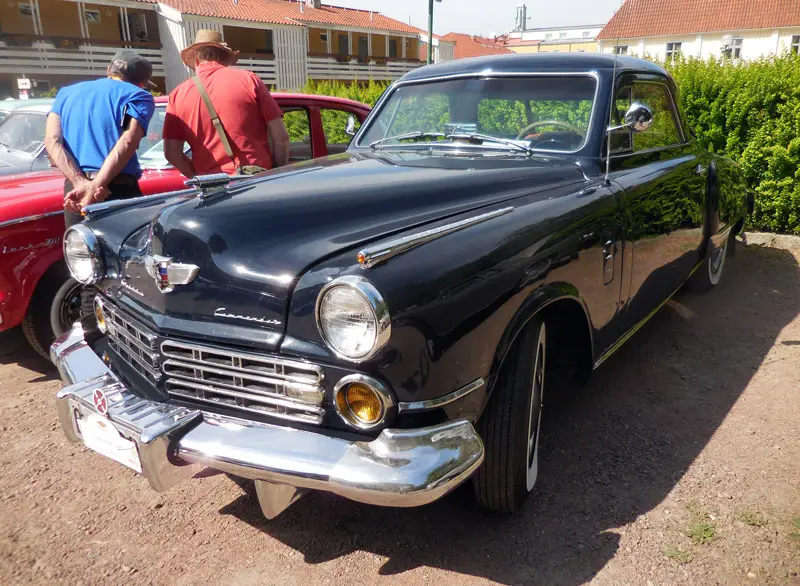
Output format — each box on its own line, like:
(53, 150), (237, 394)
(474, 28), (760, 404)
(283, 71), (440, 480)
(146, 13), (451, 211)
(526, 323), (546, 491)
(708, 237), (728, 285)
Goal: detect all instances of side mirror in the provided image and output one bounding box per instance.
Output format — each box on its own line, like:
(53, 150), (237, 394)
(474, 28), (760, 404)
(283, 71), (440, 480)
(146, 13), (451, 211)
(624, 102), (654, 132)
(345, 115), (356, 136)
(608, 102), (654, 133)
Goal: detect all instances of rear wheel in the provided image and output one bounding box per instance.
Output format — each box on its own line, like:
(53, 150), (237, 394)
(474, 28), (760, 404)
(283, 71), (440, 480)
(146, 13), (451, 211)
(22, 273), (82, 360)
(473, 317), (546, 512)
(687, 231), (732, 292)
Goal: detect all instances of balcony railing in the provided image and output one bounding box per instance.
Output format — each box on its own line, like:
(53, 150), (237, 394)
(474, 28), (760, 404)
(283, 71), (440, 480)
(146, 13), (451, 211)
(0, 34), (164, 77)
(234, 53), (277, 88)
(307, 53), (422, 81)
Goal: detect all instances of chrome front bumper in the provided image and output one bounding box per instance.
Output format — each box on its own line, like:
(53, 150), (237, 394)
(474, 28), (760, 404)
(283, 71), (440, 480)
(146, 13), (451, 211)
(51, 324), (485, 518)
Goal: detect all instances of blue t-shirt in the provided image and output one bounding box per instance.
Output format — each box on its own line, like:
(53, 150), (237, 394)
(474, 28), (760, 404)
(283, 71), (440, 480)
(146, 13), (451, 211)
(51, 78), (155, 178)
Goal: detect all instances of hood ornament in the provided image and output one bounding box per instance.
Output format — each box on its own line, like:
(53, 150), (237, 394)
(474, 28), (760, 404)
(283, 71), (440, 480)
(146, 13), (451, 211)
(144, 255), (199, 293)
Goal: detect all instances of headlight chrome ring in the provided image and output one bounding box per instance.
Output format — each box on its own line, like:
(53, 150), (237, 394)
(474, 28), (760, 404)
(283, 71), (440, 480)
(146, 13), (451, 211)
(333, 374), (396, 429)
(63, 224), (104, 285)
(315, 275), (391, 362)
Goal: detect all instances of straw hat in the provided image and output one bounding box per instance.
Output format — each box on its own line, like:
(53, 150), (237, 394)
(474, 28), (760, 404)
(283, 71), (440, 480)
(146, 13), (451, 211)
(180, 29), (239, 69)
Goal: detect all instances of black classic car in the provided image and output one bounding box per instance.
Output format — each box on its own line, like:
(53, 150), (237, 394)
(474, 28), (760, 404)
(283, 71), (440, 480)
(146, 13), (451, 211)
(52, 54), (749, 520)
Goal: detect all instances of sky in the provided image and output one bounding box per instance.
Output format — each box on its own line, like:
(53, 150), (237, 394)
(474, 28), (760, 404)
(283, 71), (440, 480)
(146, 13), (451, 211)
(327, 0), (623, 37)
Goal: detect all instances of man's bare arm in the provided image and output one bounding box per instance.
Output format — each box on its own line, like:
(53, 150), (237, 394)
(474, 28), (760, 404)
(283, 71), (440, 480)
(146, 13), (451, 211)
(267, 118), (290, 168)
(44, 113), (87, 187)
(164, 139), (195, 179)
(67, 117), (146, 211)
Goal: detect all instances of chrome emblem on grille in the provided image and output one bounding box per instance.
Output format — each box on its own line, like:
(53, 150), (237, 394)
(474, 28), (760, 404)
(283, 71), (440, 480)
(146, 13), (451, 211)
(144, 255), (199, 293)
(93, 388), (108, 415)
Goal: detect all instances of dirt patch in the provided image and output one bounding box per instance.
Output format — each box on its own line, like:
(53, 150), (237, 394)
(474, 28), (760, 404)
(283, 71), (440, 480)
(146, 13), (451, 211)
(0, 235), (798, 585)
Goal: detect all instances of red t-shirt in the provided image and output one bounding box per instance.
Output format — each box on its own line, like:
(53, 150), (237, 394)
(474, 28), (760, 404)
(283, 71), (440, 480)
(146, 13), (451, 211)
(162, 62), (283, 175)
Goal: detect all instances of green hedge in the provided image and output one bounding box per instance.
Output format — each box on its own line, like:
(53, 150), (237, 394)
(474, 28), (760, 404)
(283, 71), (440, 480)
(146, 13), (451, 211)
(665, 54), (800, 234)
(298, 57), (800, 234)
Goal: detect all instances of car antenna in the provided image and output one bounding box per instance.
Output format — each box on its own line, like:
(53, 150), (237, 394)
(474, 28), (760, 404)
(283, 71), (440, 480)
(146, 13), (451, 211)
(604, 37), (621, 185)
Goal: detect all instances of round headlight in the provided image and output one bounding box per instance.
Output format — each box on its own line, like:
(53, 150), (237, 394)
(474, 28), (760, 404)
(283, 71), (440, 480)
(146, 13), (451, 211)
(63, 225), (103, 284)
(316, 276), (390, 361)
(333, 374), (395, 429)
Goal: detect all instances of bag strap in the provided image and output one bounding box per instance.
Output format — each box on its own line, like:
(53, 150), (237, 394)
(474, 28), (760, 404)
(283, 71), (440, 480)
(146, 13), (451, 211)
(192, 75), (239, 168)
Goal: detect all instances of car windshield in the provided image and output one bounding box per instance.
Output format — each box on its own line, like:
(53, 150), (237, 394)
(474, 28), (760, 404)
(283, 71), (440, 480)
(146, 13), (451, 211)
(360, 75), (597, 153)
(0, 112), (46, 154)
(137, 106), (170, 168)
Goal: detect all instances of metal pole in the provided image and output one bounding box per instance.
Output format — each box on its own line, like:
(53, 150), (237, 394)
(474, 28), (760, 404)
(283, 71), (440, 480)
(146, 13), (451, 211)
(427, 0), (434, 64)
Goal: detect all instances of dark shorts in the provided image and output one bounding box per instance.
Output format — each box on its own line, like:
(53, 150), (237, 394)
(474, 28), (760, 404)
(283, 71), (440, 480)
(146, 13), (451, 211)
(64, 175), (143, 228)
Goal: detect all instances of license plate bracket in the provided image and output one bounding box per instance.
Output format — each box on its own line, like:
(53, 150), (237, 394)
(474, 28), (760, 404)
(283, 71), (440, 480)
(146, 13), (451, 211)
(74, 407), (143, 474)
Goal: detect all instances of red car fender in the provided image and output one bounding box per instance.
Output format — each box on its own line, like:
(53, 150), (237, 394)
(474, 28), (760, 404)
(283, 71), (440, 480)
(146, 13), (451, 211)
(0, 213), (66, 331)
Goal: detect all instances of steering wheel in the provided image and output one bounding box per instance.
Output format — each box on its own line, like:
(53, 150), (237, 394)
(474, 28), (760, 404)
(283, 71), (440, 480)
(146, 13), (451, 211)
(516, 120), (584, 140)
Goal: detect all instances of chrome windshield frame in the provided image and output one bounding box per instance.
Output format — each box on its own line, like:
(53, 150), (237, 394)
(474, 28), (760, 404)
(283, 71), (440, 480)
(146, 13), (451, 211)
(354, 70), (602, 156)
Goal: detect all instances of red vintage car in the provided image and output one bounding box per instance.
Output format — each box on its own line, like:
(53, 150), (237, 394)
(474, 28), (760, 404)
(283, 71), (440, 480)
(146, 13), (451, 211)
(0, 93), (371, 358)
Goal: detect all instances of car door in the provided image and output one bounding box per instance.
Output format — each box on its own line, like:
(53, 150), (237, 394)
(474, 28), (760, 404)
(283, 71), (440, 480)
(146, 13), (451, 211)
(608, 74), (706, 331)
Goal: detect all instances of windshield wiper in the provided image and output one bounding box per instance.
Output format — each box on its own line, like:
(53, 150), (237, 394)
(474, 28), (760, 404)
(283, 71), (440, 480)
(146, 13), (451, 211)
(446, 132), (533, 155)
(369, 131), (446, 149)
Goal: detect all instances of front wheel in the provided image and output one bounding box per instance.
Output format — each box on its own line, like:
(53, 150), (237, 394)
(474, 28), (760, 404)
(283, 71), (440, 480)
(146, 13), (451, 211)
(473, 317), (546, 513)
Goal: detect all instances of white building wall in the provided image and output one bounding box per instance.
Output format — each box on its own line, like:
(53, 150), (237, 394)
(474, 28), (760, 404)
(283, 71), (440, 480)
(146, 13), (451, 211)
(156, 5), (189, 92)
(516, 25), (604, 42)
(599, 28), (800, 60)
(437, 40), (455, 62)
(274, 27), (308, 90)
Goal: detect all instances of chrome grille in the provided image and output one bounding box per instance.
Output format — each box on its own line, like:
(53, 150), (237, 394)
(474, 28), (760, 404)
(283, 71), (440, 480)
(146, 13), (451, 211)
(105, 303), (161, 383)
(161, 341), (325, 425)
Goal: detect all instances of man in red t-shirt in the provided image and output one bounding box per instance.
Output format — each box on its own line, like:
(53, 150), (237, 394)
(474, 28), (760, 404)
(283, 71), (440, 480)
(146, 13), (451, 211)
(162, 30), (290, 177)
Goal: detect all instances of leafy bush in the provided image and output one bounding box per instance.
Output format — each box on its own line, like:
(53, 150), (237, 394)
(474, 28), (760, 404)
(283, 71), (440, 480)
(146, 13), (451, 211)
(665, 54), (800, 234)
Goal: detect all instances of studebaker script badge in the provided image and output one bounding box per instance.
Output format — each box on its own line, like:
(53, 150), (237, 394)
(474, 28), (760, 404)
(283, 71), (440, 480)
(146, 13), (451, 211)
(144, 255), (199, 294)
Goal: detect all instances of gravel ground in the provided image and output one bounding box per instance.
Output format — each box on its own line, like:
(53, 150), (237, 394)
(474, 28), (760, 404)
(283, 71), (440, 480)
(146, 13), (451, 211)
(0, 234), (798, 586)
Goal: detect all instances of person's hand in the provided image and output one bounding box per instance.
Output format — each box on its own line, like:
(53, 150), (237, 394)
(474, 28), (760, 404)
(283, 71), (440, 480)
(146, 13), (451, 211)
(64, 179), (110, 213)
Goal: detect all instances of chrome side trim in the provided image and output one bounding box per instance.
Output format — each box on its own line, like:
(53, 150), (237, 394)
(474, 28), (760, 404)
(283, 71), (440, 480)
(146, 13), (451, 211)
(398, 378), (485, 413)
(0, 210), (64, 230)
(357, 207), (513, 269)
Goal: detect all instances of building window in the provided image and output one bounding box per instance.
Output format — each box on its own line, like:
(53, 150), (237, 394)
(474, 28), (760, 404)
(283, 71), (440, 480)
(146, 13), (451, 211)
(85, 9), (102, 24)
(18, 2), (33, 17)
(544, 33), (553, 40)
(614, 45), (628, 55)
(582, 31), (590, 38)
(320, 33), (328, 42)
(388, 39), (398, 58)
(791, 35), (800, 54)
(666, 41), (682, 60)
(731, 37), (743, 59)
(357, 35), (368, 57)
(558, 32), (567, 39)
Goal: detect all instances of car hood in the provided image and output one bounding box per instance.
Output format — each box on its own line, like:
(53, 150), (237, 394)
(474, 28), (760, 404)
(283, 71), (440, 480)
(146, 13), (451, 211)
(120, 151), (584, 345)
(0, 150), (34, 177)
(0, 170), (64, 223)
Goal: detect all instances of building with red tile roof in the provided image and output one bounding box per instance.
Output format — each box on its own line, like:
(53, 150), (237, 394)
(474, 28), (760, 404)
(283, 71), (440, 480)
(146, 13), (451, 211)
(597, 0), (800, 60)
(440, 33), (513, 60)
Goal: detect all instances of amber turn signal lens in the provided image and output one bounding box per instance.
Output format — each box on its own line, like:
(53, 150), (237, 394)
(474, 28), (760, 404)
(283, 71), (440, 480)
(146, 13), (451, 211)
(338, 383), (383, 425)
(94, 297), (107, 334)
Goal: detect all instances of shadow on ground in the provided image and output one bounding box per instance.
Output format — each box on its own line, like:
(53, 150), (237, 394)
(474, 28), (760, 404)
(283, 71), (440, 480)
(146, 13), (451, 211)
(0, 327), (57, 382)
(219, 243), (800, 585)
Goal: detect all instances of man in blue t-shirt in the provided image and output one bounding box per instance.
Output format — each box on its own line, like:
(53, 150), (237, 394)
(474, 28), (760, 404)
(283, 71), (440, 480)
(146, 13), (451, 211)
(45, 50), (156, 227)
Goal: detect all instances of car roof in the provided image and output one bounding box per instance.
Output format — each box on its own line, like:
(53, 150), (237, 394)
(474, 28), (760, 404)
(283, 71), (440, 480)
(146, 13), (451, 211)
(400, 53), (668, 82)
(0, 98), (54, 114)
